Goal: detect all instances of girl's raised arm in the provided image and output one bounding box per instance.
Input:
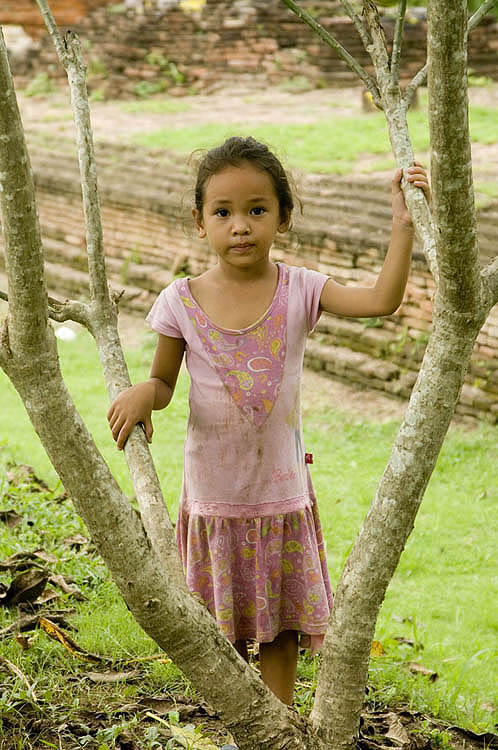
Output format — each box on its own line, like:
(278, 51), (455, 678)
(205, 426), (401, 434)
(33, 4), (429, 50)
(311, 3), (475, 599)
(107, 334), (185, 450)
(319, 164), (430, 319)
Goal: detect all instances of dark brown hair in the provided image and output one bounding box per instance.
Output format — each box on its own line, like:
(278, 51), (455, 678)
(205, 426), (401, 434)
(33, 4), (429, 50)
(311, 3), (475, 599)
(194, 136), (294, 224)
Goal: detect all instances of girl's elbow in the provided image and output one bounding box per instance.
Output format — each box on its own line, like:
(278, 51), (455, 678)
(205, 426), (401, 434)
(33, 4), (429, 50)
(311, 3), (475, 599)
(376, 297), (402, 317)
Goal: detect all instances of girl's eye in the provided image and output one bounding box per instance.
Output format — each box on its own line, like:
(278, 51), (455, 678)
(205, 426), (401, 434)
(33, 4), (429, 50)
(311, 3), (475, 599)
(215, 208), (229, 217)
(251, 207), (266, 216)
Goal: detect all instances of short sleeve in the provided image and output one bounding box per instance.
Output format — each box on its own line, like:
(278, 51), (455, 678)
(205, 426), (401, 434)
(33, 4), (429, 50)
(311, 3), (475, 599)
(146, 282), (184, 338)
(295, 266), (330, 332)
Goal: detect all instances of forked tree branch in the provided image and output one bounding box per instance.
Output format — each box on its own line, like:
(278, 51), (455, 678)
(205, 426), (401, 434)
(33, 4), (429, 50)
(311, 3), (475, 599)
(360, 1), (438, 281)
(37, 1), (108, 308)
(0, 289), (92, 328)
(35, 0), (186, 589)
(404, 0), (498, 108)
(362, 1), (391, 82)
(391, 0), (407, 87)
(280, 0), (382, 108)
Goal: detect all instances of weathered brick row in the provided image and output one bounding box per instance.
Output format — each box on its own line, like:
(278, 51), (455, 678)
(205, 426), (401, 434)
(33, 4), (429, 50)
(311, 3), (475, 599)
(7, 1), (498, 96)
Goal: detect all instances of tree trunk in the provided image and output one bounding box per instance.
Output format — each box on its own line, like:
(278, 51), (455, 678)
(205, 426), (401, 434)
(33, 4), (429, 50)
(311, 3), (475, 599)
(1, 1), (498, 748)
(308, 2), (491, 748)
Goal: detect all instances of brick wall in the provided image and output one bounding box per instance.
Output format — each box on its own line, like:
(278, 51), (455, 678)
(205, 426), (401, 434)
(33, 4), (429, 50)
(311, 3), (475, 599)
(1, 141), (497, 422)
(0, 0), (112, 39)
(7, 1), (498, 96)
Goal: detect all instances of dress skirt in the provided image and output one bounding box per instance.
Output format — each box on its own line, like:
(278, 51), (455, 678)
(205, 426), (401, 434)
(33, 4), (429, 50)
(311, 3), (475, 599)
(176, 497), (333, 654)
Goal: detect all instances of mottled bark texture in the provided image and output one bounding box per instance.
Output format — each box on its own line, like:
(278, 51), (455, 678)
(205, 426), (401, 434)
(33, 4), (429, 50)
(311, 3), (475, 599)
(0, 26), (325, 750)
(34, 0), (185, 589)
(2, 0), (498, 748)
(308, 2), (493, 749)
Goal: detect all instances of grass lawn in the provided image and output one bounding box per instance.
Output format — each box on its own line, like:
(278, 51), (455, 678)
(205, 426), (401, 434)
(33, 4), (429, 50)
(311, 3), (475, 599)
(129, 91), (498, 176)
(1, 327), (497, 745)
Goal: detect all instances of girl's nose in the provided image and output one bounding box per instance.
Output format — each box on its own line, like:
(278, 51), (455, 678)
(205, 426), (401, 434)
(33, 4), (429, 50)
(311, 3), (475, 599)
(232, 215), (250, 234)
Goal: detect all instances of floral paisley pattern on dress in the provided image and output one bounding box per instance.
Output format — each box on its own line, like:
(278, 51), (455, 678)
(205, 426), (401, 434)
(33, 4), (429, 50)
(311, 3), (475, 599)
(178, 264), (289, 427)
(177, 498), (333, 653)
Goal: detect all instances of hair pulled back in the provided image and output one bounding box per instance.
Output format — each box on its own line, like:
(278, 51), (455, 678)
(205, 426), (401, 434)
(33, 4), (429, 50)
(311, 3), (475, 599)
(194, 136), (294, 224)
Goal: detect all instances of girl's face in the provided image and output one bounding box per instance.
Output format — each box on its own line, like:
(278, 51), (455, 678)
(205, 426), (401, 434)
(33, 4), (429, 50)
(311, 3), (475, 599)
(193, 161), (289, 272)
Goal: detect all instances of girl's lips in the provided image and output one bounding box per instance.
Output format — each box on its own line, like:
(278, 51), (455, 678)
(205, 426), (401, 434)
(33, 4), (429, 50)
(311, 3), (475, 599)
(231, 243), (255, 251)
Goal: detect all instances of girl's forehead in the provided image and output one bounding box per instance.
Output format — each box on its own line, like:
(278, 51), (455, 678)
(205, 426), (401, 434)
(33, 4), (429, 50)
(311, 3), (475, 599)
(203, 162), (277, 202)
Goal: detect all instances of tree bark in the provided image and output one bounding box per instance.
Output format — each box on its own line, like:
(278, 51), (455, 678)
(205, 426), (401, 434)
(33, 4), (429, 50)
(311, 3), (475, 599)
(308, 2), (487, 748)
(34, 0), (186, 589)
(1, 1), (497, 748)
(427, 0), (481, 313)
(0, 26), (325, 750)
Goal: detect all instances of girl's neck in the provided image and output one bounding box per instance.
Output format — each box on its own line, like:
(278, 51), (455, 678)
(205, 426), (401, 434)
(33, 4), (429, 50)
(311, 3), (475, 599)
(214, 258), (277, 286)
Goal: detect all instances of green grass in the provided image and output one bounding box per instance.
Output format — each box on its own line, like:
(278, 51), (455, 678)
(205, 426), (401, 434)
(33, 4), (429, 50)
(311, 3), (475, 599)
(119, 98), (192, 115)
(129, 92), (498, 174)
(0, 328), (497, 739)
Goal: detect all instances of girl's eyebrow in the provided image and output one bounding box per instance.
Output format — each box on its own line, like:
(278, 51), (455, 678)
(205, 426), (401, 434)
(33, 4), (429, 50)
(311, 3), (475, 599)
(210, 196), (271, 205)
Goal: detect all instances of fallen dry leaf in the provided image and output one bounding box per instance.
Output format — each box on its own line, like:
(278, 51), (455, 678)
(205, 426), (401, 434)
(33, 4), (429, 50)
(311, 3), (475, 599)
(85, 669), (142, 683)
(39, 617), (106, 663)
(0, 570), (48, 607)
(6, 464), (50, 490)
(0, 549), (55, 572)
(26, 590), (60, 608)
(145, 713), (219, 750)
(406, 662), (438, 681)
(385, 711), (410, 747)
(15, 632), (36, 651)
(394, 636), (419, 648)
(49, 573), (86, 601)
(64, 534), (90, 549)
(370, 640), (385, 657)
(0, 610), (76, 637)
(0, 509), (23, 528)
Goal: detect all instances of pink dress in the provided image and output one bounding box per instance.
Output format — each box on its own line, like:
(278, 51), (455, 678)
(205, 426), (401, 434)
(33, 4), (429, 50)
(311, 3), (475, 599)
(146, 263), (333, 652)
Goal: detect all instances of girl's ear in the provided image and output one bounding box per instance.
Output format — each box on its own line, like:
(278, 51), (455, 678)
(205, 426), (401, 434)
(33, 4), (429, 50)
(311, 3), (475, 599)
(277, 214), (291, 234)
(192, 208), (206, 238)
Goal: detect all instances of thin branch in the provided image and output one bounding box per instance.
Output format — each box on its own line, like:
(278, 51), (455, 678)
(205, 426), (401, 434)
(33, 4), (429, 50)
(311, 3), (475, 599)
(391, 0), (407, 88)
(339, 0), (372, 51)
(280, 0), (382, 108)
(36, 0), (108, 308)
(403, 62), (427, 110)
(404, 0), (498, 109)
(0, 289), (92, 328)
(35, 0), (67, 62)
(35, 0), (186, 589)
(362, 0), (391, 84)
(469, 0), (498, 31)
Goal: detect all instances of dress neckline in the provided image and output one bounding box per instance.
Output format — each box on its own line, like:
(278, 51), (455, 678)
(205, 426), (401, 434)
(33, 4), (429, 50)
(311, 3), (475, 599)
(183, 262), (284, 335)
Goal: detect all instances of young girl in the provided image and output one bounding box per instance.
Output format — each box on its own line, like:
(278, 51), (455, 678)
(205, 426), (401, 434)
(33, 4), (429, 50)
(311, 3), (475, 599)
(107, 136), (429, 710)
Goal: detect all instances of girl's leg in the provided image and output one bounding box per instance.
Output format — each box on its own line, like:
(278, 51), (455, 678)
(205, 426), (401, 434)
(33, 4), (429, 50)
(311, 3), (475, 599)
(234, 638), (249, 662)
(259, 630), (298, 705)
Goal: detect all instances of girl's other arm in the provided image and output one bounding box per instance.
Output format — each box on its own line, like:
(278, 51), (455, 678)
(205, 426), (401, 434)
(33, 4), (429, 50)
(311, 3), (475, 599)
(319, 164), (430, 318)
(107, 334), (185, 450)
